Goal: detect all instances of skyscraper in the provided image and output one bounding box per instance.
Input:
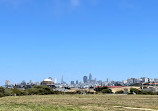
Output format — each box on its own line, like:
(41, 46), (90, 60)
(107, 78), (110, 83)
(54, 78), (57, 84)
(71, 81), (74, 85)
(76, 80), (78, 84)
(61, 75), (64, 84)
(89, 73), (92, 81)
(83, 76), (88, 83)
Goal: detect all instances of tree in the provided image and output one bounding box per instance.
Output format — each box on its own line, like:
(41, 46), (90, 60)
(130, 88), (142, 94)
(94, 86), (113, 94)
(94, 86), (108, 92)
(4, 89), (12, 96)
(12, 88), (22, 96)
(101, 89), (112, 94)
(0, 87), (5, 97)
(26, 85), (54, 95)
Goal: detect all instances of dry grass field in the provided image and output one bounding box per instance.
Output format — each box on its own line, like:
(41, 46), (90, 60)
(0, 94), (158, 111)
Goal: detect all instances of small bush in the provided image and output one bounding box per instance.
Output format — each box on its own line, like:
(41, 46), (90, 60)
(65, 92), (76, 94)
(4, 89), (12, 96)
(94, 86), (109, 92)
(12, 88), (23, 96)
(130, 88), (142, 94)
(76, 90), (82, 94)
(115, 90), (124, 94)
(26, 85), (54, 95)
(53, 91), (63, 94)
(0, 92), (4, 97)
(101, 89), (113, 94)
(87, 92), (95, 94)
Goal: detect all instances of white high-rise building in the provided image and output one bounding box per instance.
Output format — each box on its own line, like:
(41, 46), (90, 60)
(5, 80), (11, 87)
(54, 78), (57, 84)
(141, 77), (149, 83)
(61, 75), (64, 84)
(107, 78), (110, 83)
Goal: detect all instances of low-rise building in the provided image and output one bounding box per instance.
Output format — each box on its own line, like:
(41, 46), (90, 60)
(41, 78), (55, 88)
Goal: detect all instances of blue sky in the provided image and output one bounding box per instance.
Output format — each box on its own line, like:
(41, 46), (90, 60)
(0, 0), (158, 85)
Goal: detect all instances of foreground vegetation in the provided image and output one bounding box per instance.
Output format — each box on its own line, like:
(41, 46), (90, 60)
(1, 85), (157, 98)
(0, 94), (158, 111)
(0, 86), (113, 97)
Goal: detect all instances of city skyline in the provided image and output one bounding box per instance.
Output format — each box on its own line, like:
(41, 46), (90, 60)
(4, 73), (158, 93)
(3, 73), (158, 86)
(1, 72), (158, 86)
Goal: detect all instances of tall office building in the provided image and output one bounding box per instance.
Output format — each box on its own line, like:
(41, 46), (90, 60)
(71, 81), (74, 85)
(141, 77), (149, 83)
(83, 76), (88, 83)
(61, 75), (64, 84)
(76, 80), (78, 84)
(107, 78), (110, 83)
(54, 78), (57, 84)
(89, 73), (92, 81)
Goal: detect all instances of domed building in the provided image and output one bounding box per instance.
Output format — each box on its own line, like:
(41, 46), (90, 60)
(41, 78), (55, 88)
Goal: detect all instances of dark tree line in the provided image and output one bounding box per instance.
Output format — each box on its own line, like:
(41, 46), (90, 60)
(94, 86), (113, 94)
(1, 86), (158, 98)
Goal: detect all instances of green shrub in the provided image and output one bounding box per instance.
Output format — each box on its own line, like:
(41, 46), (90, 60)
(26, 85), (54, 95)
(87, 92), (95, 94)
(65, 92), (76, 94)
(130, 88), (142, 94)
(129, 88), (158, 95)
(53, 91), (63, 94)
(0, 87), (5, 97)
(115, 90), (124, 94)
(12, 88), (23, 96)
(94, 86), (113, 94)
(4, 89), (12, 96)
(94, 86), (109, 92)
(0, 87), (5, 93)
(76, 90), (82, 94)
(101, 89), (113, 94)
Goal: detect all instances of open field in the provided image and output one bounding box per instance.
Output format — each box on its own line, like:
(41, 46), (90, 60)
(0, 94), (158, 111)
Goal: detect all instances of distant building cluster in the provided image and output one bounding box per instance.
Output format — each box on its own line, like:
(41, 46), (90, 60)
(5, 80), (40, 89)
(3, 74), (158, 93)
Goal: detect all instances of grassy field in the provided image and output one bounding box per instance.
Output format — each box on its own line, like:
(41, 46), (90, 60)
(0, 94), (158, 111)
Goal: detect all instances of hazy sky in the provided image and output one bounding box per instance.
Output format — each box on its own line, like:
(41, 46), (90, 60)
(0, 0), (158, 85)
